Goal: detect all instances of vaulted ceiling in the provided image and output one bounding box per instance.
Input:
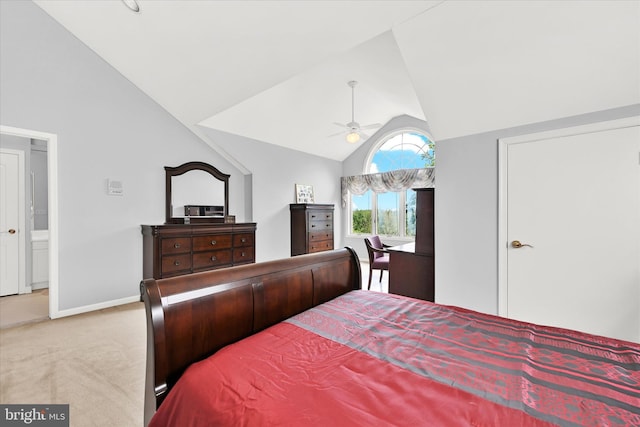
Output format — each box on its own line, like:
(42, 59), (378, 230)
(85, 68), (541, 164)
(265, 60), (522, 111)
(34, 0), (639, 164)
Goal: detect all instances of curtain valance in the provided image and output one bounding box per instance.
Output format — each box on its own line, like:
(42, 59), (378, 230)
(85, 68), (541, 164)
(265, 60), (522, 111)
(340, 168), (435, 207)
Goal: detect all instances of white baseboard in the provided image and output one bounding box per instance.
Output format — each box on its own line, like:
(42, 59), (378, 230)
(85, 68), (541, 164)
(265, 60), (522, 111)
(52, 295), (141, 319)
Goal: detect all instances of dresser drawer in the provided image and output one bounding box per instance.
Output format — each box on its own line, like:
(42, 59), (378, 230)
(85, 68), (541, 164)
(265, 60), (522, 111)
(193, 249), (232, 270)
(233, 247), (255, 264)
(233, 233), (254, 247)
(309, 231), (332, 243)
(308, 220), (332, 232)
(161, 237), (191, 255)
(308, 211), (333, 222)
(161, 253), (192, 274)
(309, 239), (333, 253)
(192, 234), (233, 251)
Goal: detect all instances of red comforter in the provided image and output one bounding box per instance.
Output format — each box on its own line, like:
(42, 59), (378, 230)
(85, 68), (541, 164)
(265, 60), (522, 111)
(149, 291), (640, 426)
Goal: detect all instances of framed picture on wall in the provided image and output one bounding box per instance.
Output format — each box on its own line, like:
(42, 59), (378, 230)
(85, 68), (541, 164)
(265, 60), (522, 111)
(295, 184), (315, 203)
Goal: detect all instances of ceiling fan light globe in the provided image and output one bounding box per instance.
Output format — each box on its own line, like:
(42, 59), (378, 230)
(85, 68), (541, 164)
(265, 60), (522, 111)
(346, 132), (361, 144)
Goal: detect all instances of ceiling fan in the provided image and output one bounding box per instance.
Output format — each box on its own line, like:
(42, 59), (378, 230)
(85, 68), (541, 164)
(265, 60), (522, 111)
(331, 80), (381, 143)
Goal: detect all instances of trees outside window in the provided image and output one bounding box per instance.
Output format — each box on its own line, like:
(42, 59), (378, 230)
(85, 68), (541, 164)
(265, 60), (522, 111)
(351, 191), (372, 234)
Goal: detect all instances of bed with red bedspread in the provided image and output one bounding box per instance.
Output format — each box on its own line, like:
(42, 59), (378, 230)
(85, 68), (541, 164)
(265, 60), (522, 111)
(141, 249), (640, 427)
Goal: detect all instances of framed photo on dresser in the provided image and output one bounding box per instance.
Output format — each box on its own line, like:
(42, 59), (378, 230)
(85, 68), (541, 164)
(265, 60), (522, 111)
(295, 184), (314, 203)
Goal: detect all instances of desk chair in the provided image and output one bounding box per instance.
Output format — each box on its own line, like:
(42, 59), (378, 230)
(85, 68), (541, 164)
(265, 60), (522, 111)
(364, 236), (390, 290)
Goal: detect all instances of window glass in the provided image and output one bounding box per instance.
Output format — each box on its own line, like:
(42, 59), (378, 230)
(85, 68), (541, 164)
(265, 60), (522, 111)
(349, 130), (434, 239)
(369, 132), (434, 174)
(351, 190), (372, 234)
(405, 189), (417, 237)
(377, 192), (399, 236)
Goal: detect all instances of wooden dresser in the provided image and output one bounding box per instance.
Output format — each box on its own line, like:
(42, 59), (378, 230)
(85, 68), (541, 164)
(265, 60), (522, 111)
(290, 204), (334, 256)
(387, 188), (434, 301)
(141, 223), (256, 279)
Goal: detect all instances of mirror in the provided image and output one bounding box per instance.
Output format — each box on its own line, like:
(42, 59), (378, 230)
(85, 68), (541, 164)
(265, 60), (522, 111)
(165, 162), (229, 224)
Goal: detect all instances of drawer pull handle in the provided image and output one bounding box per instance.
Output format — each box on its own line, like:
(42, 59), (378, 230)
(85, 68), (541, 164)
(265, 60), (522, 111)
(174, 243), (181, 248)
(211, 240), (217, 246)
(210, 256), (217, 261)
(311, 224), (316, 228)
(174, 261), (180, 266)
(241, 238), (246, 243)
(311, 215), (316, 219)
(241, 252), (246, 257)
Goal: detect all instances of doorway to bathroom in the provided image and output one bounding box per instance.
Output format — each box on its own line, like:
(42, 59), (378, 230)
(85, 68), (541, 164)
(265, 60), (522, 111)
(0, 125), (59, 327)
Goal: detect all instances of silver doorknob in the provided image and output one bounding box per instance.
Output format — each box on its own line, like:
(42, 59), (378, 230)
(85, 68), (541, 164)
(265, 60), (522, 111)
(7, 229), (16, 234)
(511, 240), (533, 248)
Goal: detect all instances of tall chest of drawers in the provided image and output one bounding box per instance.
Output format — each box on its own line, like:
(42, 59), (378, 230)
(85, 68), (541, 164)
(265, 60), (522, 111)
(289, 204), (334, 256)
(141, 223), (256, 279)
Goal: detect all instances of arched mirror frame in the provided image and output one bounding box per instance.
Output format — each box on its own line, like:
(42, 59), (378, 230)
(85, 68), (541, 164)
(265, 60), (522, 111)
(165, 161), (230, 224)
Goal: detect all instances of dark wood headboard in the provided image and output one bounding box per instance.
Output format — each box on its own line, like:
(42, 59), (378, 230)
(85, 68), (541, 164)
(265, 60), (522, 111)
(140, 248), (361, 426)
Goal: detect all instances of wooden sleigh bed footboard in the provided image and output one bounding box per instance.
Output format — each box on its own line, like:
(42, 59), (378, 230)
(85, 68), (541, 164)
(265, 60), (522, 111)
(140, 247), (362, 426)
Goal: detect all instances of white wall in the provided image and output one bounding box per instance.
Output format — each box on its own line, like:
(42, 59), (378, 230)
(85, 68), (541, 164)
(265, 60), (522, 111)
(201, 128), (343, 262)
(0, 1), (246, 311)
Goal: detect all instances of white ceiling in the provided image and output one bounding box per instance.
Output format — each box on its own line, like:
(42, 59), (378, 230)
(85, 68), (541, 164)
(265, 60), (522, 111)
(34, 0), (639, 165)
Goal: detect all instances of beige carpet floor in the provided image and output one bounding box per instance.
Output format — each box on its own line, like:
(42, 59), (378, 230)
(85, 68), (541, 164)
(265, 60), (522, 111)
(0, 302), (146, 427)
(0, 289), (50, 329)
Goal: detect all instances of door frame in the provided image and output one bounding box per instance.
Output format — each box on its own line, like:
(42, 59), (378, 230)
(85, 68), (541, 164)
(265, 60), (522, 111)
(497, 116), (640, 318)
(0, 125), (60, 319)
(0, 148), (26, 295)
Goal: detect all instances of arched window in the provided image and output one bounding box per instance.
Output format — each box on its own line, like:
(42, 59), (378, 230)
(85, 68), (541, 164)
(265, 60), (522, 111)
(368, 131), (435, 173)
(350, 130), (434, 238)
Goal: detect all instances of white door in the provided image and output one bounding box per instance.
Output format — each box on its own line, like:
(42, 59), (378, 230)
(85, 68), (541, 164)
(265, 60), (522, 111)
(499, 118), (640, 343)
(0, 149), (25, 296)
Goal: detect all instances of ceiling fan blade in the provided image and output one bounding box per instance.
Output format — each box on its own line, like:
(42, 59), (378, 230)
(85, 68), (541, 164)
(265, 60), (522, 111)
(360, 123), (382, 130)
(332, 122), (350, 129)
(328, 130), (347, 137)
(357, 131), (370, 140)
